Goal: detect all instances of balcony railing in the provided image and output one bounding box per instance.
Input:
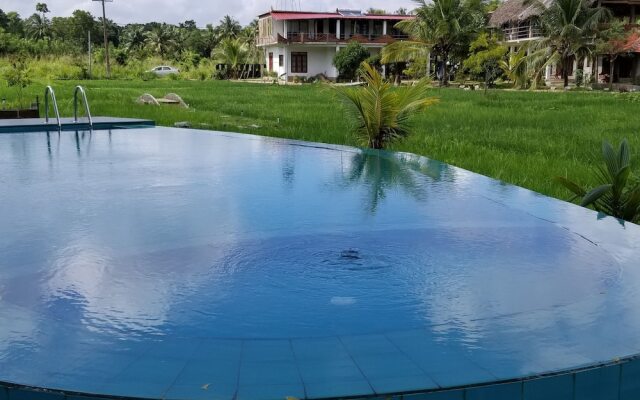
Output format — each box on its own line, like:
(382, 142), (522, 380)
(502, 25), (542, 41)
(257, 32), (409, 45)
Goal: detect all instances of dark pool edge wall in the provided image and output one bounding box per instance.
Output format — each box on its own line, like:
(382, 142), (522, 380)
(0, 117), (155, 133)
(2, 354), (639, 400)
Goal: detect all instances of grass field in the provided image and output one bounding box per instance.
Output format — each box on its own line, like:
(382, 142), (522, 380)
(4, 79), (639, 200)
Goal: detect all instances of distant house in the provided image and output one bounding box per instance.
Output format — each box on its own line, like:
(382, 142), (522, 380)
(489, 0), (640, 86)
(256, 9), (413, 81)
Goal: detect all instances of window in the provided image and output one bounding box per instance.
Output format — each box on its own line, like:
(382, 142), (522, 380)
(291, 52), (308, 73)
(279, 55), (284, 66)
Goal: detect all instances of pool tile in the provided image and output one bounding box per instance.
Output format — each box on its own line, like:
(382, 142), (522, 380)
(353, 353), (425, 379)
(368, 374), (438, 394)
(99, 378), (171, 399)
(236, 383), (305, 400)
(191, 339), (243, 362)
(115, 355), (188, 382)
(297, 358), (366, 383)
(38, 372), (108, 394)
(620, 358), (640, 400)
(464, 347), (545, 380)
(172, 359), (239, 386)
(465, 382), (523, 400)
(523, 374), (573, 400)
(405, 390), (464, 400)
(428, 368), (495, 388)
(147, 338), (204, 359)
(242, 340), (295, 363)
(7, 389), (64, 400)
(575, 365), (620, 400)
(305, 379), (373, 399)
(164, 383), (237, 400)
(291, 337), (352, 361)
(239, 360), (302, 385)
(340, 334), (401, 356)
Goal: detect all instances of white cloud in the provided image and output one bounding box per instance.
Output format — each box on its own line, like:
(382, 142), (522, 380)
(1, 0), (413, 26)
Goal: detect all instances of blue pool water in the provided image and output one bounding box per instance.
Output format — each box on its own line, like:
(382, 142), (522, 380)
(1, 128), (640, 400)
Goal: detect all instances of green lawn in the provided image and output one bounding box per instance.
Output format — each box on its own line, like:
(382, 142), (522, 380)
(6, 79), (639, 200)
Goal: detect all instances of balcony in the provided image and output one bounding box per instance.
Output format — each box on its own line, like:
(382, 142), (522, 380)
(502, 25), (542, 42)
(258, 32), (409, 46)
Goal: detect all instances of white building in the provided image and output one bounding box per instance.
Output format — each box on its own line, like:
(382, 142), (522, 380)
(257, 9), (413, 81)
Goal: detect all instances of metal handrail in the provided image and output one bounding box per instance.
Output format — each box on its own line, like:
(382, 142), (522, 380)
(44, 86), (61, 130)
(73, 86), (93, 129)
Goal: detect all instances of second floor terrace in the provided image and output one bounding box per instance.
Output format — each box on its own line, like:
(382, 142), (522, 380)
(257, 9), (412, 46)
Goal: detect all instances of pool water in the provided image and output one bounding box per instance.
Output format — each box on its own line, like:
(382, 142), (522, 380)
(1, 128), (640, 400)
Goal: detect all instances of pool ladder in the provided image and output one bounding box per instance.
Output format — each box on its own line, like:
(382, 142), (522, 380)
(44, 86), (61, 130)
(43, 86), (93, 130)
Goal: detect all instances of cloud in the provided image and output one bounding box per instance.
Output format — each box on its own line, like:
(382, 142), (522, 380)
(2, 0), (412, 25)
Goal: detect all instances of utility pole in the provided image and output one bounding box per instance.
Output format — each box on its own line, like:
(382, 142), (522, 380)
(93, 0), (113, 79)
(88, 30), (92, 79)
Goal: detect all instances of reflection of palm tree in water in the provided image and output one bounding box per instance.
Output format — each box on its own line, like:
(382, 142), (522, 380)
(342, 150), (450, 213)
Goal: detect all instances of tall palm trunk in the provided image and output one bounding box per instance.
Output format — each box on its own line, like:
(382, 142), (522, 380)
(441, 51), (450, 86)
(562, 57), (570, 88)
(609, 56), (615, 90)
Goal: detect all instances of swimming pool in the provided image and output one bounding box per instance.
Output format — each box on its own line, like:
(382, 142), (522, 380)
(1, 127), (640, 400)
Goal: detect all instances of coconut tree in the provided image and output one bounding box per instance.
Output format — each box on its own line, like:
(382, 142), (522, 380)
(213, 37), (248, 79)
(527, 0), (611, 88)
(382, 0), (485, 85)
(145, 24), (178, 58)
(334, 62), (437, 149)
(35, 3), (49, 22)
(121, 25), (147, 54)
(216, 15), (242, 39)
(25, 13), (49, 41)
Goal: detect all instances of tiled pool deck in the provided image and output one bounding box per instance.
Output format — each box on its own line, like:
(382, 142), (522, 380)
(1, 128), (640, 400)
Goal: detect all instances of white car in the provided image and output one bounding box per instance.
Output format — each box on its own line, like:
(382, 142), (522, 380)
(149, 66), (180, 76)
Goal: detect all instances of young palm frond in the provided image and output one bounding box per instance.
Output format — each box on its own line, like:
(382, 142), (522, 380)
(334, 62), (438, 149)
(555, 139), (640, 224)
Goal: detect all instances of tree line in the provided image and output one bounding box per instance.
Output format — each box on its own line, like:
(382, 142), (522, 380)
(0, 3), (260, 78)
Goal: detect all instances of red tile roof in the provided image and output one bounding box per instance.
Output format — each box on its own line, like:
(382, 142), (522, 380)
(260, 10), (414, 21)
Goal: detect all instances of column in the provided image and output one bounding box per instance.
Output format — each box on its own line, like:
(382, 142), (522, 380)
(383, 20), (387, 35)
(284, 21), (288, 39)
(369, 20), (373, 39)
(337, 20), (341, 40)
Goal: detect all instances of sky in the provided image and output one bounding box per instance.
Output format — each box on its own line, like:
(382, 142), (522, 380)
(1, 0), (413, 26)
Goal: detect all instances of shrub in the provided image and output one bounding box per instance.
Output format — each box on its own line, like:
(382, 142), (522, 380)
(575, 69), (584, 87)
(333, 41), (370, 81)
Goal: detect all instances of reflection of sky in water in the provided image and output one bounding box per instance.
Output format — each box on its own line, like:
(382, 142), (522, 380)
(1, 128), (639, 367)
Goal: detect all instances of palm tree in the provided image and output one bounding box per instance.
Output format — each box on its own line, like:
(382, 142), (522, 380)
(121, 25), (146, 53)
(216, 15), (241, 39)
(35, 3), (49, 21)
(25, 13), (49, 41)
(382, 0), (484, 85)
(527, 0), (611, 88)
(145, 24), (178, 58)
(213, 37), (248, 79)
(334, 62), (437, 149)
(499, 47), (528, 88)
